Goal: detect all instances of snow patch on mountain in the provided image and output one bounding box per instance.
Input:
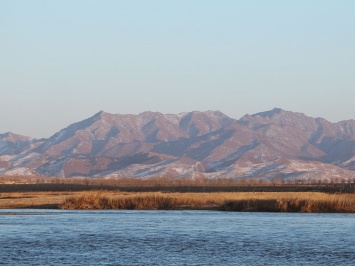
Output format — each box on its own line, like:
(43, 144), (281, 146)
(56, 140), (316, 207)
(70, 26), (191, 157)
(3, 167), (38, 176)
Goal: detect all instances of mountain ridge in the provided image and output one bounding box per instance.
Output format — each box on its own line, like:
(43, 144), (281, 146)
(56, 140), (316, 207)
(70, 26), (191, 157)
(1, 108), (355, 182)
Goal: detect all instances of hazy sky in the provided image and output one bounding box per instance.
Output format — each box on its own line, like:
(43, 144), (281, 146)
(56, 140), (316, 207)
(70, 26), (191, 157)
(1, 1), (355, 138)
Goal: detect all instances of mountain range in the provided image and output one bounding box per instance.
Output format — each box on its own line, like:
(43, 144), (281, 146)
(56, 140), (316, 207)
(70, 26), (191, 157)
(1, 108), (355, 182)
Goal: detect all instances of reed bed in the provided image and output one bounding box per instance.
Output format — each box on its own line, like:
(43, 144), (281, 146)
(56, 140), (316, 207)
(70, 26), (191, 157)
(60, 191), (214, 210)
(60, 191), (355, 213)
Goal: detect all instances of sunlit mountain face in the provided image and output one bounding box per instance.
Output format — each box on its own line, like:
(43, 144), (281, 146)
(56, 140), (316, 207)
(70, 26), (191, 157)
(1, 108), (355, 182)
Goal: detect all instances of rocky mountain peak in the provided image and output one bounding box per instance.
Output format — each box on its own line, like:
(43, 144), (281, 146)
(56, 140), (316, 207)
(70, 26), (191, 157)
(0, 132), (34, 156)
(252, 107), (283, 118)
(0, 132), (33, 142)
(241, 108), (319, 132)
(93, 110), (117, 121)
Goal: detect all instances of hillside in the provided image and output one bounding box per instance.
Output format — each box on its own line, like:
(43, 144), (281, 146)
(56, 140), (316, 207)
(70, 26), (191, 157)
(1, 108), (355, 182)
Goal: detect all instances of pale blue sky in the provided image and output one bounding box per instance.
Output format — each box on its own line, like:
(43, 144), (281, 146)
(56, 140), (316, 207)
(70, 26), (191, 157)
(1, 1), (355, 138)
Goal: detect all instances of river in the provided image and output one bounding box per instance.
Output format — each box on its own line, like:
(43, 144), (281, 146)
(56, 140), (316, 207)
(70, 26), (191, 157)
(0, 210), (354, 265)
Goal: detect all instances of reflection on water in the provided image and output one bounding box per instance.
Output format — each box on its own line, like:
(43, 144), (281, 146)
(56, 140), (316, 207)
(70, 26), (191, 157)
(0, 210), (354, 265)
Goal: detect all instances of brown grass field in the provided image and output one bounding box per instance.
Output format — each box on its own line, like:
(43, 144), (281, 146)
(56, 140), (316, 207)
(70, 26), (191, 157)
(0, 191), (74, 209)
(0, 175), (354, 212)
(1, 190), (354, 213)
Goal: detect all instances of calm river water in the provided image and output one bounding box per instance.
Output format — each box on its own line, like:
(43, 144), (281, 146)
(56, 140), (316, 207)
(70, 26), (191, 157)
(0, 210), (354, 265)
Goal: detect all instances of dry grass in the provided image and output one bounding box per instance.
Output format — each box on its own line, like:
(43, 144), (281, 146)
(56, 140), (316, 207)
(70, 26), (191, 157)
(1, 190), (354, 212)
(219, 193), (355, 212)
(60, 191), (355, 213)
(0, 191), (76, 209)
(60, 191), (215, 210)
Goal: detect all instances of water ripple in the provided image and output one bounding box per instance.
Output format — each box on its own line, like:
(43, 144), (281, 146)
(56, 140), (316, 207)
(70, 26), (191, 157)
(0, 210), (354, 265)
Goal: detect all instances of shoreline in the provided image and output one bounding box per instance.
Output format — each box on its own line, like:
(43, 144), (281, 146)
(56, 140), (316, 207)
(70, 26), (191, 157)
(1, 190), (354, 213)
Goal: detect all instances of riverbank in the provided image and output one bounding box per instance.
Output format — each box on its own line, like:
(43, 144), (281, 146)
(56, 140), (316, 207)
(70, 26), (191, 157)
(1, 190), (354, 213)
